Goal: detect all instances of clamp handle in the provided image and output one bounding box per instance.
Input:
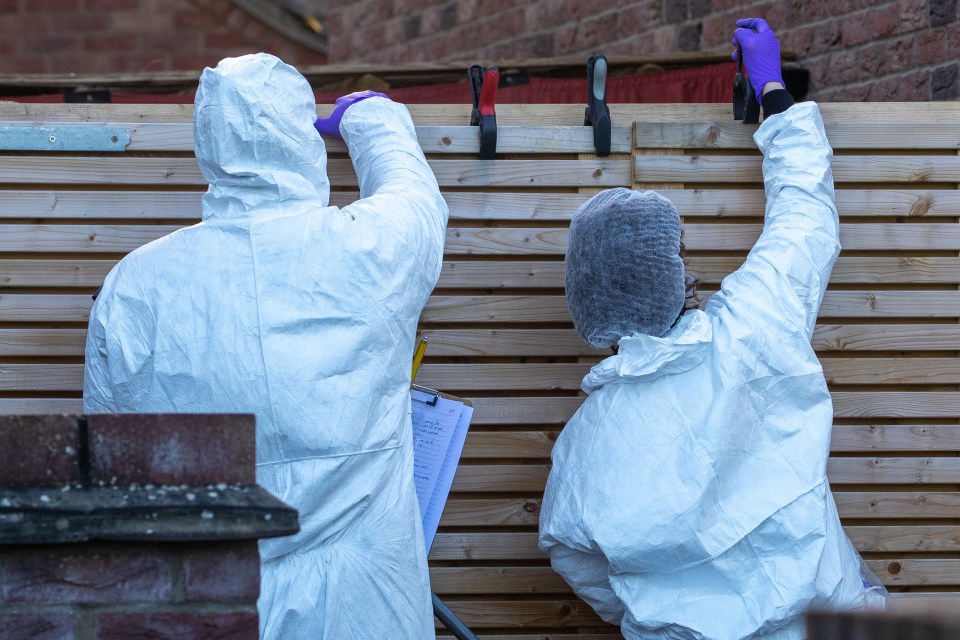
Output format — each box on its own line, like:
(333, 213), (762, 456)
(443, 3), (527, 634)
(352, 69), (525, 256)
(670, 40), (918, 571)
(584, 54), (611, 157)
(468, 64), (499, 159)
(732, 45), (760, 124)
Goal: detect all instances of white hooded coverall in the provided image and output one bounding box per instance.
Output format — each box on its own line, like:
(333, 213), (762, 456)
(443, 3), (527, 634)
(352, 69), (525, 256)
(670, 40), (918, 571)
(83, 54), (448, 639)
(539, 103), (884, 640)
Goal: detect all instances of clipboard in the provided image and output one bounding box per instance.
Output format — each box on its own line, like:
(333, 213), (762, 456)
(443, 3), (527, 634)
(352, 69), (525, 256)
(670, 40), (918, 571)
(410, 384), (473, 553)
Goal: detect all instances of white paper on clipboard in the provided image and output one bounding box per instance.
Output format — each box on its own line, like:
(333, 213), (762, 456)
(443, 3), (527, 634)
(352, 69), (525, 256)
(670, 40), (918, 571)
(411, 388), (473, 552)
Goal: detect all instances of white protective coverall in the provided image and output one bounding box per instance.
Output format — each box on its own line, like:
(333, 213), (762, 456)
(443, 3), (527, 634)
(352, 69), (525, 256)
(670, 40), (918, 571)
(83, 54), (448, 639)
(539, 103), (884, 640)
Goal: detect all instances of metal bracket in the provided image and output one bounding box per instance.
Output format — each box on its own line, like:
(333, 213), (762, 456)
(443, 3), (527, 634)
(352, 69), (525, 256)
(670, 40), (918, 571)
(0, 126), (131, 152)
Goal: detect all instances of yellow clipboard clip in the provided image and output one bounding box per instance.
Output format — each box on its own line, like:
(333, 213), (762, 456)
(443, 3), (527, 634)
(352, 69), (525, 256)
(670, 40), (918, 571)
(411, 336), (428, 384)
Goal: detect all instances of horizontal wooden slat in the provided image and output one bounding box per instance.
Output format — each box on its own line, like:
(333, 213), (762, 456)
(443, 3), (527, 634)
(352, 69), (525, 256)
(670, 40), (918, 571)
(827, 458), (960, 485)
(0, 157), (631, 188)
(5, 256), (958, 290)
(850, 526), (960, 553)
(0, 190), (204, 219)
(2, 391), (958, 423)
(430, 527), (960, 562)
(0, 224), (181, 252)
(6, 102), (960, 126)
(6, 189), (958, 221)
(438, 499), (542, 528)
(0, 398), (82, 414)
(834, 492), (960, 519)
(444, 225), (960, 255)
(868, 559), (960, 587)
(433, 599), (604, 629)
(429, 592), (960, 632)
(456, 425), (960, 459)
(635, 121), (960, 150)
(5, 223), (960, 254)
(437, 531), (536, 561)
(414, 125), (633, 154)
(832, 392), (960, 418)
(635, 155), (960, 183)
(5, 323), (960, 358)
(429, 560), (960, 595)
(830, 426), (960, 452)
(0, 121), (633, 154)
(888, 592), (960, 613)
(438, 493), (960, 527)
(666, 188), (960, 217)
(10, 359), (960, 392)
(448, 457), (960, 492)
(430, 566), (564, 595)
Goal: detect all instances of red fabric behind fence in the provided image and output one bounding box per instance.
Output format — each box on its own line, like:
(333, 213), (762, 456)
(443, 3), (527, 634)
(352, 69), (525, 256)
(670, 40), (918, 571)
(5, 62), (735, 105)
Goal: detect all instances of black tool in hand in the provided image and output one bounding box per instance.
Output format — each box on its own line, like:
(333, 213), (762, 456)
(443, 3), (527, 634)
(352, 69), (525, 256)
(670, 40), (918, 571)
(733, 45), (760, 124)
(584, 53), (611, 157)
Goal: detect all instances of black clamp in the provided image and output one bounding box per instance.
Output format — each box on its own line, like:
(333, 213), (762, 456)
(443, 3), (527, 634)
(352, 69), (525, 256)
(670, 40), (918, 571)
(469, 64), (499, 159)
(584, 54), (611, 157)
(733, 45), (760, 124)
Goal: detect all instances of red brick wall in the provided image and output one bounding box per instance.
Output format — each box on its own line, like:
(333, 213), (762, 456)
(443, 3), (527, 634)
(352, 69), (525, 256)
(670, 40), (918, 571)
(0, 414), (293, 640)
(0, 0), (326, 75)
(323, 0), (960, 101)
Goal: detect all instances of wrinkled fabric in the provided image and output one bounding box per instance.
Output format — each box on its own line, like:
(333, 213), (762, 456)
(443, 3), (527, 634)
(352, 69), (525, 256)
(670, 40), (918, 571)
(565, 188), (686, 346)
(83, 53), (448, 639)
(540, 102), (885, 640)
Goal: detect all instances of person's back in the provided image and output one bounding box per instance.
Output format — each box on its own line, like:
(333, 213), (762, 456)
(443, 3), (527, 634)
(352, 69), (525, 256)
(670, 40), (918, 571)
(539, 20), (884, 640)
(83, 54), (448, 638)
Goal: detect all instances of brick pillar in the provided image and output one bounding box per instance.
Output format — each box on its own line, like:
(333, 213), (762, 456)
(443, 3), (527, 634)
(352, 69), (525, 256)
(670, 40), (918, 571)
(0, 414), (298, 640)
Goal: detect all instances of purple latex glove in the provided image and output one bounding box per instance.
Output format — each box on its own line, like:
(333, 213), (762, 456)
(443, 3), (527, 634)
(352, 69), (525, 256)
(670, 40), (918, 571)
(731, 18), (783, 102)
(314, 90), (388, 138)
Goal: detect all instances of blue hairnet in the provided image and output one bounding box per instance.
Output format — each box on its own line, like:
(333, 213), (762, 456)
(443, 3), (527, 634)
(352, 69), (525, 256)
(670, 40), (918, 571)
(565, 188), (686, 347)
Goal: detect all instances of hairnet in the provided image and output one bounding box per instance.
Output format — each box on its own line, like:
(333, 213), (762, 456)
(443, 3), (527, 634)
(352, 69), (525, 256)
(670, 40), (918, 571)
(565, 188), (686, 347)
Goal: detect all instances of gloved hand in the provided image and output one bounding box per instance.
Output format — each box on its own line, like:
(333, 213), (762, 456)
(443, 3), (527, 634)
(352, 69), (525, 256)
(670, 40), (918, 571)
(314, 90), (388, 138)
(731, 18), (783, 101)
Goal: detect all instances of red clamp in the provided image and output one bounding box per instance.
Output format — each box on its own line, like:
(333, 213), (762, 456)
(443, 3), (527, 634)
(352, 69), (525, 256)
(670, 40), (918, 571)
(469, 64), (499, 159)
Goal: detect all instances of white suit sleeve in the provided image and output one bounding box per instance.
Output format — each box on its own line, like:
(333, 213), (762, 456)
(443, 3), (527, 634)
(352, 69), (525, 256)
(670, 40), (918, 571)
(547, 544), (625, 625)
(82, 301), (117, 413)
(338, 97), (448, 243)
(710, 102), (840, 339)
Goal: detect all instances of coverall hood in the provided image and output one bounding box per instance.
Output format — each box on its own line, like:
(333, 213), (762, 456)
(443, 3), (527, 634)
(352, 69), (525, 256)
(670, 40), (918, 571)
(194, 53), (330, 220)
(581, 310), (711, 393)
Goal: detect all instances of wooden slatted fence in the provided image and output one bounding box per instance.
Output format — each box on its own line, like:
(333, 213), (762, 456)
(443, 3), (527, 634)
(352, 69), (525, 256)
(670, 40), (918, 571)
(0, 101), (957, 636)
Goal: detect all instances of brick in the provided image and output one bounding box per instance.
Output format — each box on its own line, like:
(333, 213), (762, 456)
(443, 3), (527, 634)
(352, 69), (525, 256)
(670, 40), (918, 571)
(440, 2), (458, 28)
(0, 613), (76, 640)
(19, 35), (82, 55)
(663, 0), (687, 22)
(828, 50), (859, 84)
(677, 21), (703, 51)
(184, 541), (260, 602)
(690, 0), (712, 18)
(97, 612), (258, 640)
(1, 14), (48, 33)
(86, 0), (138, 8)
(898, 0), (929, 31)
(871, 2), (901, 38)
(82, 32), (139, 53)
(86, 414), (254, 486)
(932, 62), (959, 100)
(2, 545), (172, 604)
(914, 26), (948, 65)
(841, 11), (873, 46)
(929, 0), (958, 25)
(0, 415), (80, 488)
(175, 9), (223, 29)
(33, 0), (79, 9)
(403, 13), (423, 40)
(0, 0), (19, 11)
